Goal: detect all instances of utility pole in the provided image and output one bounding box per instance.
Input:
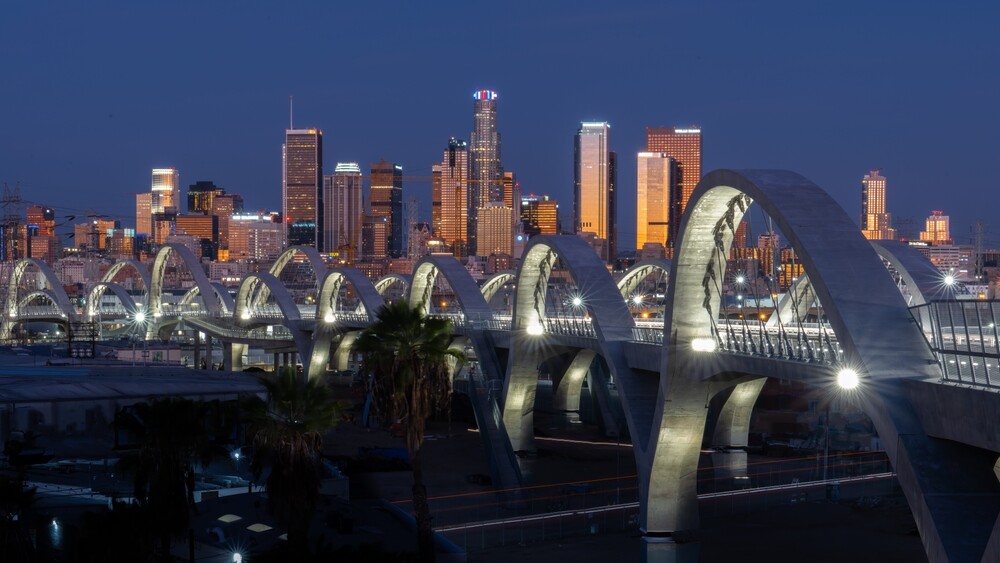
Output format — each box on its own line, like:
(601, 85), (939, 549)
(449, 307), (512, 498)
(974, 220), (985, 283)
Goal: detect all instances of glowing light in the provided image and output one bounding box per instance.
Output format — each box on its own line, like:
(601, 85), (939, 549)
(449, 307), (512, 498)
(240, 311), (250, 320)
(943, 275), (955, 286)
(836, 368), (860, 390)
(526, 322), (544, 336)
(571, 297), (583, 307)
(632, 295), (643, 305)
(233, 553), (242, 563)
(735, 275), (746, 284)
(324, 312), (335, 323)
(134, 311), (146, 323)
(691, 338), (717, 352)
(440, 300), (448, 308)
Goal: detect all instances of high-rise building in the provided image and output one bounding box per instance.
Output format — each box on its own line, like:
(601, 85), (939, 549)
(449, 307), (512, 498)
(24, 205), (58, 264)
(470, 89), (503, 257)
(432, 138), (470, 256)
(521, 194), (559, 237)
(370, 160), (403, 258)
(860, 169), (897, 240)
(574, 122), (614, 262)
(188, 181), (224, 214)
(636, 152), (676, 250)
(135, 193), (152, 237)
(151, 168), (180, 214)
(646, 127), (702, 246)
(74, 218), (119, 250)
(175, 214), (219, 259)
(920, 211), (952, 245)
(282, 128), (323, 249)
(477, 202), (513, 257)
(229, 214), (283, 261)
(323, 162), (364, 262)
(211, 194), (243, 251)
(361, 214), (388, 261)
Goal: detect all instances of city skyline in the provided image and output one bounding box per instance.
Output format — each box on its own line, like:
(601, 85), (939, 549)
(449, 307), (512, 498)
(2, 3), (997, 250)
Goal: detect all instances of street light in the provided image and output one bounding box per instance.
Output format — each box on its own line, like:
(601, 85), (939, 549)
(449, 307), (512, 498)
(836, 368), (860, 390)
(691, 337), (717, 352)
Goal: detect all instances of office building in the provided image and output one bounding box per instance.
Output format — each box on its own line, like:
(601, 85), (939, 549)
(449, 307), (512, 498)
(636, 152), (676, 250)
(470, 89), (503, 257)
(574, 122), (615, 262)
(151, 168), (180, 214)
(211, 193), (243, 252)
(920, 211), (952, 245)
(432, 138), (469, 257)
(24, 205), (58, 264)
(646, 127), (702, 246)
(323, 162), (364, 262)
(175, 214), (220, 259)
(860, 169), (897, 241)
(74, 218), (119, 251)
(521, 194), (559, 237)
(370, 160), (403, 258)
(229, 214), (283, 261)
(188, 181), (224, 214)
(282, 128), (323, 249)
(136, 193), (152, 237)
(476, 202), (513, 258)
(361, 214), (388, 261)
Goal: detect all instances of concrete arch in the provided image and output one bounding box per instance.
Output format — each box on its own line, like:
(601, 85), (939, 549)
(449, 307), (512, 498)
(871, 240), (956, 305)
(504, 235), (643, 454)
(648, 170), (980, 562)
(86, 282), (141, 317)
(617, 259), (671, 300)
(101, 259), (152, 291)
(149, 244), (221, 317)
(1, 259), (74, 340)
(234, 273), (303, 323)
(409, 256), (492, 322)
(481, 271), (516, 304)
(316, 268), (384, 323)
(16, 289), (69, 317)
(375, 274), (410, 297)
(178, 282), (235, 314)
(552, 349), (597, 412)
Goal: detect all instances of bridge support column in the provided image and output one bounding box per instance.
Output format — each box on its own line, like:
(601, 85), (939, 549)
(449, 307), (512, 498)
(644, 377), (716, 543)
(204, 336), (212, 369)
(273, 353), (279, 373)
(553, 349), (595, 413)
(332, 332), (359, 371)
(503, 331), (545, 455)
(709, 378), (767, 480)
(193, 332), (201, 370)
(222, 342), (245, 372)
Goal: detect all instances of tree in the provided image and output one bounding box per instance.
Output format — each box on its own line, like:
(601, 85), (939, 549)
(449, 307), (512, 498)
(354, 298), (463, 563)
(243, 367), (345, 558)
(114, 398), (223, 561)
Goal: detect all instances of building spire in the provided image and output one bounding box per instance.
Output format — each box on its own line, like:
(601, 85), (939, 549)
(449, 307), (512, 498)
(289, 95), (293, 129)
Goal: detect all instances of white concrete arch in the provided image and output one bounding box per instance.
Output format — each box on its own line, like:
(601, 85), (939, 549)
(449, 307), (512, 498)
(871, 240), (956, 306)
(409, 256), (492, 322)
(375, 273), (410, 297)
(503, 235), (643, 454)
(617, 259), (671, 300)
(481, 271), (516, 304)
(317, 267), (385, 323)
(101, 259), (152, 291)
(149, 244), (221, 317)
(648, 170), (974, 562)
(17, 289), (68, 314)
(178, 282), (235, 314)
(86, 282), (141, 317)
(1, 259), (74, 340)
(234, 272), (302, 323)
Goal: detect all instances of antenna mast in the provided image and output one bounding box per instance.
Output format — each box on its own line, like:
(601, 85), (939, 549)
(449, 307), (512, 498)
(289, 96), (294, 129)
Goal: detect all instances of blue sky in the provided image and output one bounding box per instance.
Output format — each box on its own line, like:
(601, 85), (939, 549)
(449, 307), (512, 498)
(2, 1), (998, 248)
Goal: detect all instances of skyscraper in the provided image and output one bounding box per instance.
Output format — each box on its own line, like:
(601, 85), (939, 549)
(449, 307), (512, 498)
(282, 128), (323, 249)
(188, 180), (224, 214)
(470, 89), (503, 257)
(860, 169), (897, 241)
(477, 202), (513, 258)
(521, 194), (559, 237)
(920, 211), (952, 244)
(135, 193), (152, 237)
(370, 160), (403, 258)
(151, 168), (180, 214)
(574, 122), (614, 262)
(432, 138), (469, 257)
(323, 162), (364, 262)
(636, 152), (676, 250)
(646, 127), (702, 247)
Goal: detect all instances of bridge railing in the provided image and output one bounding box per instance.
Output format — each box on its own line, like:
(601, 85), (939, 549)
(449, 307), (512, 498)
(910, 300), (1000, 388)
(714, 321), (842, 365)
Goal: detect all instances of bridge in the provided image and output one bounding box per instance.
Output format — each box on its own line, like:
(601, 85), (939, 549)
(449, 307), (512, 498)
(2, 169), (999, 562)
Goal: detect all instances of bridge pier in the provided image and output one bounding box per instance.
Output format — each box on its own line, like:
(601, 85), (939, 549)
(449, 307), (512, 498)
(222, 342), (245, 372)
(193, 331), (201, 369)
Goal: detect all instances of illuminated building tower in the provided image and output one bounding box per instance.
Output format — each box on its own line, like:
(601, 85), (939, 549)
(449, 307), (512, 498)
(361, 214), (388, 261)
(211, 194), (243, 254)
(860, 169), (897, 240)
(230, 213), (283, 261)
(520, 194), (559, 237)
(574, 122), (615, 262)
(920, 211), (952, 244)
(431, 138), (469, 257)
(370, 160), (403, 258)
(323, 163), (364, 262)
(136, 193), (152, 237)
(470, 89), (503, 257)
(151, 168), (180, 214)
(74, 218), (119, 250)
(188, 181), (224, 214)
(636, 152), (676, 250)
(646, 127), (702, 246)
(24, 205), (58, 264)
(476, 202), (513, 258)
(175, 214), (219, 259)
(282, 128), (324, 249)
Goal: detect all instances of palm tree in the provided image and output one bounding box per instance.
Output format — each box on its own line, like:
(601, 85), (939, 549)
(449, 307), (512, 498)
(354, 298), (463, 563)
(243, 367), (345, 558)
(114, 398), (221, 561)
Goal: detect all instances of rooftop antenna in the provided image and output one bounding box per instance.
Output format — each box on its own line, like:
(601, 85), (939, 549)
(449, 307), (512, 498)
(289, 96), (294, 129)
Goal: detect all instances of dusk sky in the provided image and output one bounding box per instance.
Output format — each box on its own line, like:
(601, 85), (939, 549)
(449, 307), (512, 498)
(2, 1), (998, 249)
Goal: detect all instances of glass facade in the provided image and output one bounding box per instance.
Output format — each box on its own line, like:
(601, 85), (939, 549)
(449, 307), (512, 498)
(574, 122), (613, 262)
(645, 127), (701, 247)
(432, 138), (469, 257)
(860, 169), (896, 240)
(323, 162), (364, 262)
(282, 128), (323, 249)
(369, 160), (403, 258)
(636, 152), (674, 250)
(470, 89), (503, 257)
